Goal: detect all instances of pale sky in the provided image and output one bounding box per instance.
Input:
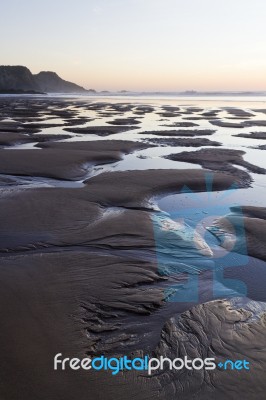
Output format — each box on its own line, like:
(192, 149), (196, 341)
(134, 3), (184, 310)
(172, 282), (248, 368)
(1, 0), (266, 91)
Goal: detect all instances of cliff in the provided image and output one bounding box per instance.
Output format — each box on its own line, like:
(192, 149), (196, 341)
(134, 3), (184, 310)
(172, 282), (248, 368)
(0, 65), (89, 93)
(0, 66), (40, 92)
(34, 71), (87, 93)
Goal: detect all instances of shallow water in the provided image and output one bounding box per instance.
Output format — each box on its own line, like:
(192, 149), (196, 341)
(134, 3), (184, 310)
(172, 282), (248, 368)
(1, 94), (266, 306)
(7, 94), (266, 184)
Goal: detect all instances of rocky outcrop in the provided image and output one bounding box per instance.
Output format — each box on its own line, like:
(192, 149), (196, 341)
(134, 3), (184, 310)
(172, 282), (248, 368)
(0, 65), (89, 93)
(34, 71), (86, 93)
(0, 66), (40, 92)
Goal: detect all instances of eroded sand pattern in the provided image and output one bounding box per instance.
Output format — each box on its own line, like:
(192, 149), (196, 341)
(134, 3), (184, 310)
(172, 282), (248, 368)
(0, 96), (266, 400)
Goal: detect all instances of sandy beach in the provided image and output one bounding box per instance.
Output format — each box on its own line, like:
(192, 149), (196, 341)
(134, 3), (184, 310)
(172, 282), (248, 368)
(1, 95), (266, 400)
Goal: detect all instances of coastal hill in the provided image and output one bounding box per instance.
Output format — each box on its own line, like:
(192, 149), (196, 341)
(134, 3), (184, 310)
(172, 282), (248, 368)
(0, 65), (91, 94)
(34, 71), (87, 93)
(0, 66), (38, 93)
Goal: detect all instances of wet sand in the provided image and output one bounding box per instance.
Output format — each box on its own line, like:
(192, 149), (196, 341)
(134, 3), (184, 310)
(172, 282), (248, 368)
(235, 131), (266, 140)
(0, 97), (266, 400)
(139, 129), (215, 136)
(208, 206), (266, 261)
(0, 168), (256, 400)
(64, 125), (138, 136)
(165, 148), (266, 176)
(145, 137), (221, 147)
(0, 141), (150, 180)
(0, 131), (72, 146)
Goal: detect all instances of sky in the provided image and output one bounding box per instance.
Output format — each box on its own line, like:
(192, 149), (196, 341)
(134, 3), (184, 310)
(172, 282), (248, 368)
(1, 0), (266, 91)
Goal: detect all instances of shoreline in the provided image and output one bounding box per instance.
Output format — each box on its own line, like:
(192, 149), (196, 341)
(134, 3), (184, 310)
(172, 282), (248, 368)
(0, 96), (266, 399)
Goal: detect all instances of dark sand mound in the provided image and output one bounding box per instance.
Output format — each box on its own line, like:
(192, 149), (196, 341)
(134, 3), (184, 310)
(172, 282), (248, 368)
(63, 125), (138, 136)
(223, 108), (254, 117)
(0, 121), (41, 134)
(157, 112), (181, 118)
(0, 189), (155, 253)
(160, 122), (199, 127)
(139, 129), (215, 137)
(21, 122), (65, 129)
(36, 139), (149, 153)
(234, 132), (266, 140)
(186, 107), (204, 112)
(106, 118), (141, 125)
(233, 206), (266, 219)
(108, 104), (134, 113)
(161, 106), (180, 112)
(31, 134), (72, 142)
(134, 105), (154, 114)
(210, 119), (266, 128)
(152, 299), (266, 400)
(208, 206), (266, 261)
(83, 169), (250, 208)
(201, 111), (220, 117)
(210, 120), (247, 128)
(243, 120), (266, 127)
(165, 148), (266, 176)
(157, 106), (181, 118)
(0, 141), (149, 180)
(251, 109), (266, 114)
(0, 132), (34, 146)
(84, 102), (110, 111)
(0, 149), (120, 180)
(0, 132), (71, 146)
(146, 137), (221, 147)
(63, 117), (94, 126)
(181, 116), (208, 120)
(0, 169), (249, 253)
